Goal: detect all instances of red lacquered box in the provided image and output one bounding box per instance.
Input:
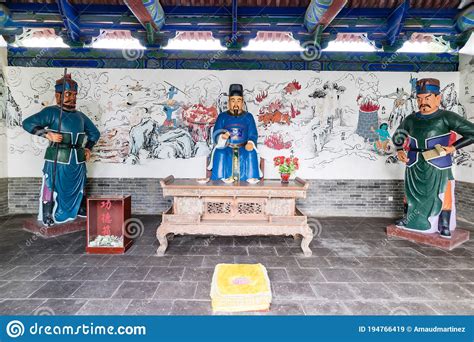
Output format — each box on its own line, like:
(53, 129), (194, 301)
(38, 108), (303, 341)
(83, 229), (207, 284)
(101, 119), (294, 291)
(86, 196), (133, 254)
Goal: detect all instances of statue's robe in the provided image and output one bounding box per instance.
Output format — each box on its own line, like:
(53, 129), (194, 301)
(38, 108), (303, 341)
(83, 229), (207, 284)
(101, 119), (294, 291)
(209, 111), (261, 181)
(395, 109), (474, 232)
(23, 106), (100, 223)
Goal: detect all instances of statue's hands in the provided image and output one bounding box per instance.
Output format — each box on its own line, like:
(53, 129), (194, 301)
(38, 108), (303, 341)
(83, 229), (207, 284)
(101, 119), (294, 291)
(85, 148), (91, 162)
(221, 132), (231, 140)
(45, 132), (63, 143)
(443, 146), (456, 155)
(397, 150), (409, 164)
(245, 142), (254, 151)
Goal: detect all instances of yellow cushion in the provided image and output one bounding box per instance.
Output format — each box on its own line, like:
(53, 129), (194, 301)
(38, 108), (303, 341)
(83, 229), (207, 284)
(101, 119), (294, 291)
(210, 263), (272, 313)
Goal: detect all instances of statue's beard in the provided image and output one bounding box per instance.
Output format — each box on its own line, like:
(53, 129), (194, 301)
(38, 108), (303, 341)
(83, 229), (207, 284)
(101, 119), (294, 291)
(231, 107), (242, 116)
(56, 94), (76, 111)
(61, 103), (76, 111)
(63, 103), (76, 110)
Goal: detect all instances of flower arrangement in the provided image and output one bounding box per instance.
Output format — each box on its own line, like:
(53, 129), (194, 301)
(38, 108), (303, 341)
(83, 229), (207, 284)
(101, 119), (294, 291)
(273, 155), (299, 183)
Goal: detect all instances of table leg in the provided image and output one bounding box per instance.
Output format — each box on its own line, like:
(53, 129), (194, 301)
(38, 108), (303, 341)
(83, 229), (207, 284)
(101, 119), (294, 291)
(156, 225), (169, 256)
(301, 224), (313, 257)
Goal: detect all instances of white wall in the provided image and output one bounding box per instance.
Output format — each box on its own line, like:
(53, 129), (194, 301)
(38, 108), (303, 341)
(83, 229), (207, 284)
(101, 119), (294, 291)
(457, 35), (474, 183)
(3, 67), (471, 181)
(0, 42), (7, 179)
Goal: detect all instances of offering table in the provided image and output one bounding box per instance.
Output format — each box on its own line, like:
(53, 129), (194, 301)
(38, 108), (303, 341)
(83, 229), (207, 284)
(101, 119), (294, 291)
(156, 175), (313, 256)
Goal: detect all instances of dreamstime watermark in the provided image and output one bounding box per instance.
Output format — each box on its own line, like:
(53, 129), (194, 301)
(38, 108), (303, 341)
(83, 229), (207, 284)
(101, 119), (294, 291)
(381, 51), (400, 70)
(200, 235), (216, 247)
(300, 41), (322, 62)
(25, 228), (47, 248)
(25, 47), (49, 68)
(30, 133), (50, 150)
(33, 306), (55, 316)
(392, 128), (409, 149)
(204, 33), (242, 69)
(121, 48), (145, 62)
(123, 217), (145, 239)
(390, 306), (410, 315)
(6, 320), (25, 338)
(5, 319), (146, 337)
(308, 217), (323, 237)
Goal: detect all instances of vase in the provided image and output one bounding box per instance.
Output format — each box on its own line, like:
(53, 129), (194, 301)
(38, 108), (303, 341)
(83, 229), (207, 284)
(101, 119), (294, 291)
(280, 173), (290, 183)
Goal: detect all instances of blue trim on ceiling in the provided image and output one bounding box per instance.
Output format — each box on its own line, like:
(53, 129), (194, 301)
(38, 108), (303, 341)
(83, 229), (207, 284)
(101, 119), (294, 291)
(7, 47), (458, 72)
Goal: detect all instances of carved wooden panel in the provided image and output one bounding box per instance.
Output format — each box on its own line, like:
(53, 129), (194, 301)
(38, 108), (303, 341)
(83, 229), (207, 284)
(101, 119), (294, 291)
(266, 198), (294, 216)
(237, 202), (263, 215)
(174, 197), (202, 215)
(206, 201), (232, 215)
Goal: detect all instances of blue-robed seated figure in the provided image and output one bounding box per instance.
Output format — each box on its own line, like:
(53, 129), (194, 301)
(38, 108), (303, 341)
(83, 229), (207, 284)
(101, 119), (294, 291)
(22, 74), (100, 226)
(207, 84), (262, 182)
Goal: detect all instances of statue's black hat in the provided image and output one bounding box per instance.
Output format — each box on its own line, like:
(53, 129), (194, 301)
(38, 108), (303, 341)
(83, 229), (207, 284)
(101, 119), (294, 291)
(229, 84), (243, 97)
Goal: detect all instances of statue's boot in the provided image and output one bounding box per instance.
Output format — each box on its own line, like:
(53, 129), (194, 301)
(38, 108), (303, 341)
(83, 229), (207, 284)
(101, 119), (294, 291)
(42, 201), (55, 226)
(395, 202), (408, 228)
(78, 195), (87, 217)
(438, 210), (451, 239)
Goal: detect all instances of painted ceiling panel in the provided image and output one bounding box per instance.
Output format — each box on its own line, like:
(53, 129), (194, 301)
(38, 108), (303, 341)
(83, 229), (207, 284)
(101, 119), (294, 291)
(9, 0), (462, 7)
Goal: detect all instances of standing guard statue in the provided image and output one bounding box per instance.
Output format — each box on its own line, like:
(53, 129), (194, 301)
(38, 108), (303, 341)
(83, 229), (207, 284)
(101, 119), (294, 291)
(394, 78), (474, 238)
(22, 72), (100, 226)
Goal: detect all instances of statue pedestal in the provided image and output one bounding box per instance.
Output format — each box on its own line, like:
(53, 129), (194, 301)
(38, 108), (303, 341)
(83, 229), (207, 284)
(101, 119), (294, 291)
(386, 224), (470, 250)
(23, 217), (86, 238)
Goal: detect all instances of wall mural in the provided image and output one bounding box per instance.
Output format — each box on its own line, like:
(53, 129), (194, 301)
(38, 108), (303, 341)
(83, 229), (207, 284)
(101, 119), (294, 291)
(0, 70), (11, 177)
(0, 69), (22, 127)
(457, 54), (474, 172)
(3, 67), (471, 180)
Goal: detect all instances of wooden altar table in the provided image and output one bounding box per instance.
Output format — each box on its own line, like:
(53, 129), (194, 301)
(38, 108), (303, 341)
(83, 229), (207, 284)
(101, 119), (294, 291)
(156, 175), (313, 257)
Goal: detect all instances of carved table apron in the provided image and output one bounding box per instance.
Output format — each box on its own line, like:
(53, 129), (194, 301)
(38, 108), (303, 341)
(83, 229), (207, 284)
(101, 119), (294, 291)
(156, 176), (313, 256)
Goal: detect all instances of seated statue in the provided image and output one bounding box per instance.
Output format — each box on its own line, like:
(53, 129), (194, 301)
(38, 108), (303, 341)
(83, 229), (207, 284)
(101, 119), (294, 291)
(207, 84), (262, 182)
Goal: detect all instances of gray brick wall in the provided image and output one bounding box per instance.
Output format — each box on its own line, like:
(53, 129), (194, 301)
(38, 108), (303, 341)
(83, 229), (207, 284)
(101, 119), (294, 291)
(7, 178), (171, 215)
(8, 177), (41, 214)
(297, 179), (405, 217)
(6, 177), (473, 221)
(456, 181), (474, 223)
(0, 178), (8, 216)
(7, 177), (404, 217)
(86, 178), (171, 214)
